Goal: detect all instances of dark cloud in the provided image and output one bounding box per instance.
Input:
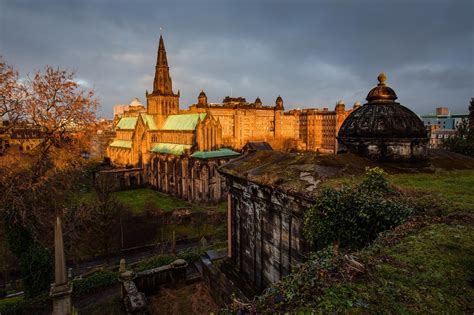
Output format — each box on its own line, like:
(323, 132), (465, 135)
(1, 0), (473, 117)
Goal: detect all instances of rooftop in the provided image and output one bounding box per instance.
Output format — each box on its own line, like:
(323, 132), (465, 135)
(161, 113), (207, 131)
(219, 150), (474, 199)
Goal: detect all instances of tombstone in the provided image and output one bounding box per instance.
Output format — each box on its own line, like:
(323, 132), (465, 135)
(119, 258), (126, 274)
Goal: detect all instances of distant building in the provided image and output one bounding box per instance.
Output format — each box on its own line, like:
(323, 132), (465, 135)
(420, 107), (469, 148)
(0, 121), (44, 154)
(186, 96), (356, 153)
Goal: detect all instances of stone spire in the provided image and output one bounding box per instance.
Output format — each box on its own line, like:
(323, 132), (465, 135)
(153, 35), (173, 95)
(50, 216), (73, 315)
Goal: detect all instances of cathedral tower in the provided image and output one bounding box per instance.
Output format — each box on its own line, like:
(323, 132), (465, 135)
(147, 35), (180, 128)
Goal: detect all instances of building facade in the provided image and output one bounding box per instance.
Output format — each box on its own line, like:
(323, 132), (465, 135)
(420, 107), (469, 148)
(186, 96), (357, 153)
(106, 36), (240, 202)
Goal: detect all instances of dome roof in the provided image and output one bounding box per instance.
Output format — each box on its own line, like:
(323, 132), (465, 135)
(338, 74), (427, 139)
(130, 98), (143, 107)
(198, 90), (207, 98)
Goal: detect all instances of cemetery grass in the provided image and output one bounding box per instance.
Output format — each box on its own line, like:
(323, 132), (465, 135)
(259, 169), (474, 313)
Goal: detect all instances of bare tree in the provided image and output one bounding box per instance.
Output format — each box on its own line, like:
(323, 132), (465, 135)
(0, 57), (28, 129)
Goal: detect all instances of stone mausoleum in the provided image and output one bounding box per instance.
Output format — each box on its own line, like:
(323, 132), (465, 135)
(337, 73), (428, 161)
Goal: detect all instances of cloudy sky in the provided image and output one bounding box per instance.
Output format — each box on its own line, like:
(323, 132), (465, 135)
(1, 0), (473, 117)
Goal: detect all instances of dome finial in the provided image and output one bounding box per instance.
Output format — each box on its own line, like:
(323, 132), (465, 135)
(377, 73), (387, 86)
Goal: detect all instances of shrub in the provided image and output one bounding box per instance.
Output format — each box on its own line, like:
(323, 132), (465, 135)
(304, 168), (412, 251)
(72, 270), (118, 298)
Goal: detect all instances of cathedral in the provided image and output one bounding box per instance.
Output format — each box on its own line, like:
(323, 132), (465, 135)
(107, 36), (239, 202)
(106, 35), (354, 202)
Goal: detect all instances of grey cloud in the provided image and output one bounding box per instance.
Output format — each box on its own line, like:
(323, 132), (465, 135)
(1, 0), (472, 117)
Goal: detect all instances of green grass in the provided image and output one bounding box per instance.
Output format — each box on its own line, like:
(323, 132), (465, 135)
(389, 170), (474, 212)
(112, 188), (190, 213)
(315, 223), (474, 313)
(257, 169), (474, 313)
(324, 169), (474, 213)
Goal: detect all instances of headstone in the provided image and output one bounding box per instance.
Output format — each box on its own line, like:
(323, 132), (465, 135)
(119, 258), (126, 274)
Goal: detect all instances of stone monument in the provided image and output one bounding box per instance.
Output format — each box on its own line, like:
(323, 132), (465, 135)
(338, 73), (428, 161)
(50, 216), (73, 315)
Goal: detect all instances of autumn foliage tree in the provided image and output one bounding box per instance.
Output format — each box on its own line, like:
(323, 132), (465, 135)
(0, 57), (99, 297)
(0, 58), (27, 130)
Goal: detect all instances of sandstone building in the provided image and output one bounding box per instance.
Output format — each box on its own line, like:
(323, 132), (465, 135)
(186, 95), (357, 153)
(106, 36), (240, 202)
(106, 35), (356, 202)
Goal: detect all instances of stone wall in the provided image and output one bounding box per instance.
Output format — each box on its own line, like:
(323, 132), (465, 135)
(95, 168), (145, 191)
(148, 155), (230, 203)
(226, 176), (312, 291)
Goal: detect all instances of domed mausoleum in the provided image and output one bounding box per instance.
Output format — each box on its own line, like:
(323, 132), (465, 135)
(337, 73), (428, 161)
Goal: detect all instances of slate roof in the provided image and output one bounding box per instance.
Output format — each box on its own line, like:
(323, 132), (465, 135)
(161, 113), (207, 131)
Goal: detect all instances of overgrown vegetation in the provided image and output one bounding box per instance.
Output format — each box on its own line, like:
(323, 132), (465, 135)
(252, 168), (474, 313)
(304, 167), (412, 251)
(72, 270), (118, 298)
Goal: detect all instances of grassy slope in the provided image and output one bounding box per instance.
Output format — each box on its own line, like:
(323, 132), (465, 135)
(266, 169), (474, 313)
(76, 188), (229, 214)
(316, 223), (474, 313)
(112, 188), (189, 213)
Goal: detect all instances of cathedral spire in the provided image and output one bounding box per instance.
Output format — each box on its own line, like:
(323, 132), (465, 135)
(153, 35), (173, 95)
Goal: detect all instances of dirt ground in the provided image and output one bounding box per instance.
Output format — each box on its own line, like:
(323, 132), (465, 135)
(148, 282), (218, 315)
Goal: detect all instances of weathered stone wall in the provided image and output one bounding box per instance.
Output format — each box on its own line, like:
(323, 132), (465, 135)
(148, 155), (230, 203)
(95, 168), (145, 191)
(227, 176), (312, 291)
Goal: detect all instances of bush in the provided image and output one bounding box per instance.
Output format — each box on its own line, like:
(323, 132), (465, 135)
(304, 168), (412, 251)
(4, 220), (52, 298)
(0, 289), (7, 298)
(0, 294), (49, 315)
(72, 270), (118, 298)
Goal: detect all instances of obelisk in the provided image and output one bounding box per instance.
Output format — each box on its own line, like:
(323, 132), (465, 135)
(50, 216), (73, 315)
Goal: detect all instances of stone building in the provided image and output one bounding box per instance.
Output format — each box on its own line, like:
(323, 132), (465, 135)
(106, 36), (240, 202)
(218, 150), (375, 291)
(187, 95), (356, 153)
(0, 121), (44, 154)
(338, 73), (428, 161)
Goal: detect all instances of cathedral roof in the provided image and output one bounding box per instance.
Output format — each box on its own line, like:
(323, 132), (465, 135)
(190, 148), (240, 159)
(161, 113), (207, 131)
(150, 143), (192, 155)
(140, 113), (158, 130)
(109, 139), (132, 149)
(116, 117), (138, 130)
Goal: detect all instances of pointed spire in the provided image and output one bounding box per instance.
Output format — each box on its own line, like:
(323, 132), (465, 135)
(153, 35), (173, 94)
(54, 216), (67, 286)
(157, 35), (168, 67)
